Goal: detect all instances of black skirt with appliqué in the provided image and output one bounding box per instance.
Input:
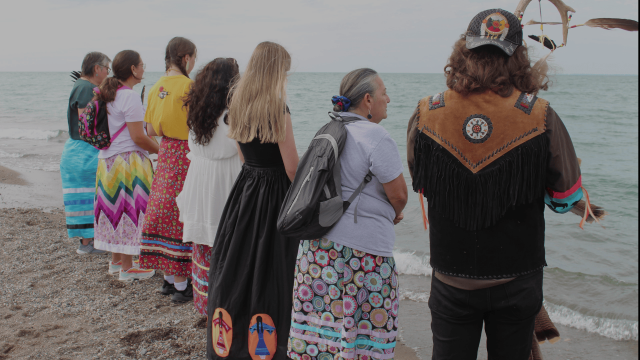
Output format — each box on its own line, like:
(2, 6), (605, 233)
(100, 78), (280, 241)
(207, 162), (299, 360)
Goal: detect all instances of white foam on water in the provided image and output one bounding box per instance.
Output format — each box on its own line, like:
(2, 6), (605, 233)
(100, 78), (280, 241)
(544, 301), (639, 341)
(0, 129), (63, 140)
(0, 150), (24, 158)
(395, 286), (639, 342)
(394, 250), (432, 277)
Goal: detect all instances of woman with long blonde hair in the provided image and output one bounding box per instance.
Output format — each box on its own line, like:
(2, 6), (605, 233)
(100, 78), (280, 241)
(206, 41), (299, 360)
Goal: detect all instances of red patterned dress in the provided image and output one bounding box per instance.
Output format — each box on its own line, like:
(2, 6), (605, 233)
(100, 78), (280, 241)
(139, 137), (192, 276)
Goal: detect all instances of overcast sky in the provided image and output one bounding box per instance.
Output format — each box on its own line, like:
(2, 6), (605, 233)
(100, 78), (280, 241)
(1, 0), (637, 74)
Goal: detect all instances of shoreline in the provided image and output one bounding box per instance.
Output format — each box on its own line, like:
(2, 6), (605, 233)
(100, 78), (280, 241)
(1, 165), (638, 359)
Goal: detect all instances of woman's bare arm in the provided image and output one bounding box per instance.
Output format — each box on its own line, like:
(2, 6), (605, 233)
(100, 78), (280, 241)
(382, 174), (408, 224)
(128, 121), (159, 154)
(278, 112), (299, 182)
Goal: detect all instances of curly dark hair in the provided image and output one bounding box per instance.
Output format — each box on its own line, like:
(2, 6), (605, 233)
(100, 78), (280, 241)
(183, 58), (239, 145)
(445, 34), (550, 97)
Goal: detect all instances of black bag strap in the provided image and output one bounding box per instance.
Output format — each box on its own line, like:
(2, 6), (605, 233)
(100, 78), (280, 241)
(343, 171), (374, 223)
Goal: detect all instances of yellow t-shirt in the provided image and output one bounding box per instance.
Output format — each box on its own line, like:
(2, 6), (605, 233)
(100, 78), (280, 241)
(145, 75), (192, 140)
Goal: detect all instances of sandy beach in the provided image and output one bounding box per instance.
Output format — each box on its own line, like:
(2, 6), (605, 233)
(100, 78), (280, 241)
(1, 164), (637, 359)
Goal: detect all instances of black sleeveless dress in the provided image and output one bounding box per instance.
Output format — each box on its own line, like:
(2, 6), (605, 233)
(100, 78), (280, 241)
(207, 135), (299, 360)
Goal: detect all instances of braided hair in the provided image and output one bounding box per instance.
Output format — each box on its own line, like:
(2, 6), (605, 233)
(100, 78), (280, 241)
(165, 37), (197, 77)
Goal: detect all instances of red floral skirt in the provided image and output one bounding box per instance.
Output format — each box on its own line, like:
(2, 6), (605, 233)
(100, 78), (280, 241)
(139, 138), (193, 277)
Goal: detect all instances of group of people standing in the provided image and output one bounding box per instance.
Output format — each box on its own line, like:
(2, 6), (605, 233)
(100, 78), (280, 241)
(59, 8), (586, 360)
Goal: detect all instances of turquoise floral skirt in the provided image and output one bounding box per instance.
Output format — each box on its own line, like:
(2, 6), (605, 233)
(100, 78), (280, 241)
(287, 238), (399, 360)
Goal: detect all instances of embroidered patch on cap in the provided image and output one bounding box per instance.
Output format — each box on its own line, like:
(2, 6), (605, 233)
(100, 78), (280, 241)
(429, 92), (446, 110)
(514, 92), (538, 115)
(463, 114), (493, 143)
(481, 13), (510, 40)
(158, 86), (170, 99)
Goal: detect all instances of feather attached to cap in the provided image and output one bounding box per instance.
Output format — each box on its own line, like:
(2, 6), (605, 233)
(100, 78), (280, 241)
(574, 18), (639, 31)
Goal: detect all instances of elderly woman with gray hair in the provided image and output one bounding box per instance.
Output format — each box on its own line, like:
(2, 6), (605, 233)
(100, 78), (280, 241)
(287, 68), (407, 360)
(61, 51), (111, 255)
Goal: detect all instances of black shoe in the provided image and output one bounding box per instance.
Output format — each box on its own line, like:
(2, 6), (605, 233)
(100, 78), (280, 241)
(160, 280), (176, 296)
(171, 279), (193, 303)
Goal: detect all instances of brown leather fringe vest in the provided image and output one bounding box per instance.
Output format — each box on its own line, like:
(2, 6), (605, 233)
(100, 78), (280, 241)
(413, 90), (550, 278)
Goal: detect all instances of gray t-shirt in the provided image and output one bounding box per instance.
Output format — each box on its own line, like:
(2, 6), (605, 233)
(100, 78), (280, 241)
(324, 112), (404, 257)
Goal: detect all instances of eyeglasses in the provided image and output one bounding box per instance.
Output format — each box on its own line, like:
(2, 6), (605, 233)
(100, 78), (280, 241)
(100, 65), (111, 73)
(139, 63), (146, 70)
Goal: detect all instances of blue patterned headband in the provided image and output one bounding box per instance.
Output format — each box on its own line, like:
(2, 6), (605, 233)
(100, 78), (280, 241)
(331, 95), (351, 112)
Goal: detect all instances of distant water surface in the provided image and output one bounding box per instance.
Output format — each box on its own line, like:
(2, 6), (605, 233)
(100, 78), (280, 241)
(0, 72), (637, 341)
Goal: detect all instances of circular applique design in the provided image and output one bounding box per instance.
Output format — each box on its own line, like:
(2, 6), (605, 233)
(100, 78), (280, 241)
(307, 251), (314, 263)
(379, 263), (392, 279)
(358, 320), (373, 331)
(300, 256), (309, 273)
(337, 278), (345, 291)
(353, 249), (366, 258)
(324, 295), (331, 304)
(343, 265), (353, 283)
(321, 312), (334, 323)
(294, 299), (302, 311)
(349, 258), (360, 270)
(297, 273), (304, 284)
(342, 247), (352, 260)
(376, 256), (383, 266)
(346, 283), (358, 295)
(383, 297), (392, 310)
(357, 288), (369, 305)
(298, 284), (314, 301)
(343, 296), (357, 316)
(318, 353), (333, 360)
(354, 271), (366, 287)
(309, 264), (322, 278)
(329, 249), (339, 260)
(361, 255), (376, 273)
(321, 266), (338, 284)
(306, 344), (319, 357)
(362, 302), (372, 313)
(318, 343), (328, 352)
(328, 345), (340, 354)
(369, 292), (383, 308)
(356, 334), (371, 350)
(463, 114), (493, 143)
(370, 308), (388, 328)
(310, 240), (319, 251)
(362, 312), (370, 319)
(312, 279), (328, 296)
(390, 298), (399, 316)
(302, 301), (314, 312)
(344, 316), (355, 329)
(482, 12), (510, 38)
(319, 238), (333, 250)
(325, 304), (331, 311)
(391, 271), (398, 288)
(334, 258), (346, 273)
(328, 285), (340, 300)
(291, 338), (307, 353)
(333, 243), (343, 251)
(315, 249), (330, 267)
(390, 289), (396, 300)
(381, 284), (391, 298)
(387, 318), (394, 331)
(304, 274), (312, 285)
(331, 300), (344, 317)
(364, 273), (383, 292)
(313, 296), (325, 311)
(297, 245), (303, 259)
(302, 240), (310, 253)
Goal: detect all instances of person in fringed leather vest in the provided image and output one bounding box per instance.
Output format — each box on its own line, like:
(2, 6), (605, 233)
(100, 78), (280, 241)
(407, 9), (589, 360)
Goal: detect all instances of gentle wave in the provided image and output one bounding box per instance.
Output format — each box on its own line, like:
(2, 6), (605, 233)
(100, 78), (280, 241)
(0, 150), (24, 158)
(397, 288), (638, 341)
(0, 129), (65, 140)
(544, 301), (638, 341)
(394, 250), (432, 277)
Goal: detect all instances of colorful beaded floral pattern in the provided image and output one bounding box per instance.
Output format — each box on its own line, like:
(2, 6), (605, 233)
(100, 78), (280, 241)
(428, 92), (446, 110)
(288, 238), (399, 360)
(514, 92), (538, 115)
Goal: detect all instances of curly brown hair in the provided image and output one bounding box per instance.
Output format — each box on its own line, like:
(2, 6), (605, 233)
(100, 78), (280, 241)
(445, 34), (549, 97)
(183, 58), (239, 145)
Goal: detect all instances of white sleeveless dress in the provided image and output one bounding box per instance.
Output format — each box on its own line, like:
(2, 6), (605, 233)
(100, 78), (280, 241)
(177, 112), (242, 246)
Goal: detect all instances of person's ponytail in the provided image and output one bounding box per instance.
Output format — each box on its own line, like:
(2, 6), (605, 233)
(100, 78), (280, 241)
(96, 77), (121, 103)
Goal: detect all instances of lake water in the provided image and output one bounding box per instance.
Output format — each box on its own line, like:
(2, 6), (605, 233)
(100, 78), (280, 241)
(0, 72), (637, 341)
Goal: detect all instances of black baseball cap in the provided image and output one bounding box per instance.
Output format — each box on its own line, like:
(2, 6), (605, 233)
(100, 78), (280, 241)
(466, 9), (522, 56)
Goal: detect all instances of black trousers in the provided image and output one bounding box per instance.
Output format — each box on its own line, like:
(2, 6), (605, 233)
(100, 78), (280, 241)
(429, 270), (543, 360)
